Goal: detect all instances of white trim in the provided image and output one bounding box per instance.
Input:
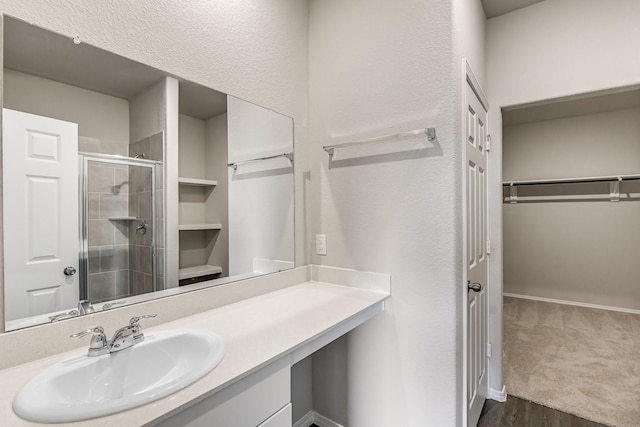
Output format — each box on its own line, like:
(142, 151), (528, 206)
(461, 57), (470, 427)
(313, 411), (345, 427)
(489, 385), (507, 402)
(466, 62), (489, 110)
(293, 411), (345, 427)
(292, 410), (315, 427)
(504, 293), (640, 315)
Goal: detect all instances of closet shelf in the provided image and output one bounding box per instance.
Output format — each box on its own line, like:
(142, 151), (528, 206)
(178, 264), (222, 280)
(178, 177), (218, 187)
(179, 223), (223, 231)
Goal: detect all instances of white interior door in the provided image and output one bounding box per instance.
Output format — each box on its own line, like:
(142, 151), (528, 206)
(2, 109), (79, 322)
(466, 81), (489, 427)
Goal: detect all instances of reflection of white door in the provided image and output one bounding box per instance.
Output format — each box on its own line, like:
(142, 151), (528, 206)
(2, 109), (79, 321)
(465, 80), (488, 427)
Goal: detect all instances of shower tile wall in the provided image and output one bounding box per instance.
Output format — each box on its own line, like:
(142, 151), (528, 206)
(129, 132), (165, 293)
(84, 135), (132, 302)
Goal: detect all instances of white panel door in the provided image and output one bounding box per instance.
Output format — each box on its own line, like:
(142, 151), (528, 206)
(466, 82), (488, 427)
(2, 109), (79, 322)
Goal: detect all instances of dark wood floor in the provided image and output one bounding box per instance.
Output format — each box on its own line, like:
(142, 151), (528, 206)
(307, 397), (609, 427)
(478, 396), (610, 427)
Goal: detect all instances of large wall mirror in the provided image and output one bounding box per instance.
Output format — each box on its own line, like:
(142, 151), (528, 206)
(2, 15), (295, 331)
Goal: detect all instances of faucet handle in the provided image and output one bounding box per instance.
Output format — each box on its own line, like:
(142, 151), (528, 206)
(70, 326), (108, 354)
(70, 325), (105, 340)
(129, 314), (157, 326)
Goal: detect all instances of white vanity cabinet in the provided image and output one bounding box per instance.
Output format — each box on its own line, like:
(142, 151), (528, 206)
(156, 361), (291, 427)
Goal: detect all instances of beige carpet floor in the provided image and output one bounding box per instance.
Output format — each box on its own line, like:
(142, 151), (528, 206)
(503, 296), (640, 427)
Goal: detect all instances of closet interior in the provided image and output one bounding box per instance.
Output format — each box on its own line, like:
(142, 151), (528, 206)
(502, 86), (640, 310)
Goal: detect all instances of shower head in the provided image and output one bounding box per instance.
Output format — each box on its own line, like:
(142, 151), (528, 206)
(134, 153), (146, 159)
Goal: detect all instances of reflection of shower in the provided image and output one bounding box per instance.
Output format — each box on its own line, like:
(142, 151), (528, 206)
(78, 152), (162, 303)
(111, 181), (129, 195)
(136, 221), (148, 235)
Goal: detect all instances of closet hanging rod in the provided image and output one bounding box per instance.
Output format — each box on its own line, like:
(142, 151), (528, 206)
(323, 127), (436, 156)
(228, 152), (294, 171)
(503, 174), (640, 187)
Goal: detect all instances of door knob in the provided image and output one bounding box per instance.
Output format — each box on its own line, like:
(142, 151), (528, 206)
(64, 266), (77, 276)
(467, 282), (482, 292)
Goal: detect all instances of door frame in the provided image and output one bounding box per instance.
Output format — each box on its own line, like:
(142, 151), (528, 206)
(461, 59), (494, 427)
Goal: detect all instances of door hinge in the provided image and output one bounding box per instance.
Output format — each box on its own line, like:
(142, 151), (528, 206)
(486, 134), (491, 152)
(486, 240), (491, 255)
(487, 343), (492, 358)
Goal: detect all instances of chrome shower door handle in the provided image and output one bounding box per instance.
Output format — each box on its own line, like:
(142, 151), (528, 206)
(64, 266), (77, 276)
(467, 282), (482, 292)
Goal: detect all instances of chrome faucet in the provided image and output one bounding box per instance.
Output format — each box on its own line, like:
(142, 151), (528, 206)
(77, 300), (95, 315)
(70, 314), (157, 357)
(70, 326), (109, 356)
(49, 309), (79, 322)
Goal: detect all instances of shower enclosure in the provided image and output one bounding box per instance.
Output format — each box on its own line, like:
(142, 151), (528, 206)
(79, 153), (162, 303)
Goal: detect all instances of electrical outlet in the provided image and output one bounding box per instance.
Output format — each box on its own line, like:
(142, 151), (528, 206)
(315, 234), (327, 255)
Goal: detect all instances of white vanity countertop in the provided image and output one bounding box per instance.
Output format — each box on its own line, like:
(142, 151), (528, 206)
(0, 281), (389, 426)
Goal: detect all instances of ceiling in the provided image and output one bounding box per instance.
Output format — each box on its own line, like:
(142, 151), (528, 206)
(4, 16), (227, 119)
(481, 0), (547, 19)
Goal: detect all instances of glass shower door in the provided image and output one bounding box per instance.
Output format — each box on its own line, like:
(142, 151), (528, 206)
(79, 154), (159, 303)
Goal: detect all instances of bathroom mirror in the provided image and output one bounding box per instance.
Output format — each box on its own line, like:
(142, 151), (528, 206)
(1, 15), (295, 331)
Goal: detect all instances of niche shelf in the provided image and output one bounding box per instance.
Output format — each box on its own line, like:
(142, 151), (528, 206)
(108, 216), (137, 221)
(178, 177), (217, 187)
(178, 264), (222, 280)
(178, 223), (223, 231)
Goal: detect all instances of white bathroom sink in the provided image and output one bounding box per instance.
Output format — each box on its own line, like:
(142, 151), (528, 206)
(13, 329), (225, 423)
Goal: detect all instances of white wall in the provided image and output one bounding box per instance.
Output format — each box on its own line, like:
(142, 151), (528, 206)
(308, 0), (484, 424)
(3, 69), (129, 143)
(503, 107), (640, 310)
(487, 0), (640, 396)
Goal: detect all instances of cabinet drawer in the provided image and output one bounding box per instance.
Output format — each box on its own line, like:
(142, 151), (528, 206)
(157, 361), (290, 427)
(258, 403), (292, 427)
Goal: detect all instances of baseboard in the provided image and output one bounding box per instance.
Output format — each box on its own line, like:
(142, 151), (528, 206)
(503, 293), (640, 315)
(293, 410), (344, 427)
(489, 385), (507, 402)
(293, 410), (315, 427)
(313, 412), (345, 427)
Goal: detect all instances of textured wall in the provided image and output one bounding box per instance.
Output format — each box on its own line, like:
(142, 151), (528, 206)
(487, 0), (640, 396)
(308, 0), (465, 424)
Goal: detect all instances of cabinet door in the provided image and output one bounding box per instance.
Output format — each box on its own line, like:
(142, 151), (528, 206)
(156, 362), (290, 427)
(258, 403), (291, 427)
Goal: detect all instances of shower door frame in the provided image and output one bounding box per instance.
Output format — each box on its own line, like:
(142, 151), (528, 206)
(78, 152), (162, 301)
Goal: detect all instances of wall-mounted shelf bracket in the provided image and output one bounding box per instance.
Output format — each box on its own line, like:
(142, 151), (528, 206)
(509, 183), (518, 204)
(610, 178), (621, 202)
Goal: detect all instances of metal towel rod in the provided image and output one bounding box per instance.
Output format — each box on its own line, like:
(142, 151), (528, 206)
(323, 127), (436, 156)
(228, 152), (294, 171)
(502, 174), (640, 187)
